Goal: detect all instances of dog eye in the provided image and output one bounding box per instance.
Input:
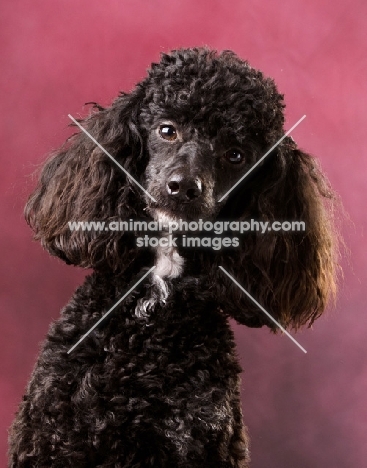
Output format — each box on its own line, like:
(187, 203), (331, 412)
(159, 125), (177, 141)
(224, 149), (244, 164)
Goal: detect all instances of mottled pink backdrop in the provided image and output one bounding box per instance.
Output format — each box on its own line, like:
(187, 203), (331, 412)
(1, 1), (366, 467)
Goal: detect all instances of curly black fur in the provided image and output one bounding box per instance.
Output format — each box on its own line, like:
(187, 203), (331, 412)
(9, 48), (339, 467)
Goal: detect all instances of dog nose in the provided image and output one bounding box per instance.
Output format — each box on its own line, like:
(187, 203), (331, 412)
(166, 175), (202, 201)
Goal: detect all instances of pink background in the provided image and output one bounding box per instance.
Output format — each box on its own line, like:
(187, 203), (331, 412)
(1, 1), (366, 466)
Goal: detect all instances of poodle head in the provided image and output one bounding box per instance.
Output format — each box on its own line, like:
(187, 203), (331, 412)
(25, 47), (339, 330)
(140, 48), (285, 220)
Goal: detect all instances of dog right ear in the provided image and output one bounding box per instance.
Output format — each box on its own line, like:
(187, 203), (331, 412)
(25, 90), (149, 271)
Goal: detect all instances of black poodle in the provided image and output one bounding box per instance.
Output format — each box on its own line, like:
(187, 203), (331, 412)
(9, 48), (338, 467)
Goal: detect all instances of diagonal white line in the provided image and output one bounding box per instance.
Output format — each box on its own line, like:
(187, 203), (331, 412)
(218, 115), (306, 202)
(68, 114), (157, 203)
(67, 266), (156, 354)
(218, 266), (307, 353)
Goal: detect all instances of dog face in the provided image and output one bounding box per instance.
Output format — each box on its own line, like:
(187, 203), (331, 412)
(144, 118), (261, 220)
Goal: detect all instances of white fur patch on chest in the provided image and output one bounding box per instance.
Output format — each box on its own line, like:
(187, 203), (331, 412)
(155, 242), (184, 279)
(135, 210), (184, 318)
(152, 209), (184, 280)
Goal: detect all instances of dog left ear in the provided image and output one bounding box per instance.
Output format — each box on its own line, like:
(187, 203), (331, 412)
(25, 89), (149, 272)
(215, 137), (340, 331)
